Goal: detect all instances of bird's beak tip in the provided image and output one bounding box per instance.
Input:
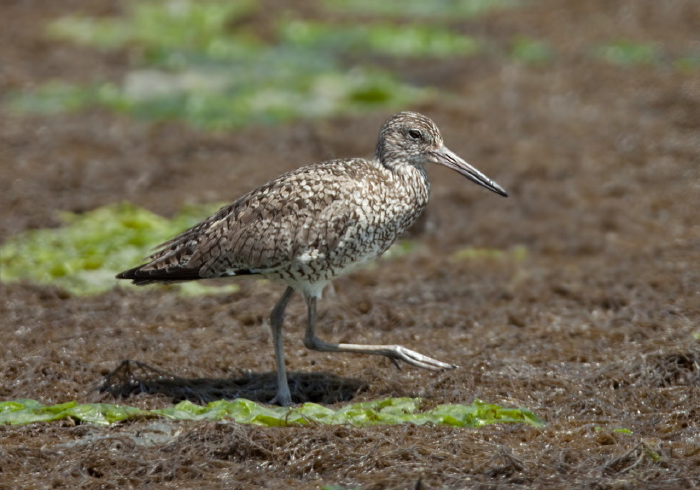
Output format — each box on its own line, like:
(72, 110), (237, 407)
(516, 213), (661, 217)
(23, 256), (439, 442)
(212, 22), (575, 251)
(494, 185), (509, 198)
(433, 147), (508, 198)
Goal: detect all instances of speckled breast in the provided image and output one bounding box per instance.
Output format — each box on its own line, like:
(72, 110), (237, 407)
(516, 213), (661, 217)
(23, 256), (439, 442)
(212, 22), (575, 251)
(267, 162), (430, 286)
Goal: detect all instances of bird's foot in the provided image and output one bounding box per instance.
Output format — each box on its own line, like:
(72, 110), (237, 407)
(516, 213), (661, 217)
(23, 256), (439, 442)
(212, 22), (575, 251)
(303, 334), (457, 372)
(387, 345), (458, 371)
(269, 389), (293, 407)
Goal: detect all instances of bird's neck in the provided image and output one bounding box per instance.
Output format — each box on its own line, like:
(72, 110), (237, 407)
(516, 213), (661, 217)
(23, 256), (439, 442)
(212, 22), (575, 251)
(383, 160), (431, 211)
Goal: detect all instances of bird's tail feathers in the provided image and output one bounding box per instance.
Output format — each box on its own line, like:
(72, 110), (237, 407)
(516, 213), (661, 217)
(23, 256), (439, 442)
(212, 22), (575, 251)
(116, 265), (201, 286)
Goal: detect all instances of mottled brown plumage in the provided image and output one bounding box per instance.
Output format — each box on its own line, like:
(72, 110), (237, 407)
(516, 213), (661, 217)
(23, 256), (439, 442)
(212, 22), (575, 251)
(117, 111), (507, 406)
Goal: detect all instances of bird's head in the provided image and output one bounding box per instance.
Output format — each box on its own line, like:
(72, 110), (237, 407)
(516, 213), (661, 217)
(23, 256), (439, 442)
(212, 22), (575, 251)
(376, 111), (508, 197)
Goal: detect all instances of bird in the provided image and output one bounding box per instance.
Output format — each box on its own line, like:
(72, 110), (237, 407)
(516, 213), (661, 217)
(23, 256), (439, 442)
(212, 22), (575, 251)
(116, 111), (508, 406)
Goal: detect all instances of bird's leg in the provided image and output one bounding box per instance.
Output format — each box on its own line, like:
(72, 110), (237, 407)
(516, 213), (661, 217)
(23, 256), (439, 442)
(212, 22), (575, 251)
(268, 286), (295, 406)
(303, 295), (458, 371)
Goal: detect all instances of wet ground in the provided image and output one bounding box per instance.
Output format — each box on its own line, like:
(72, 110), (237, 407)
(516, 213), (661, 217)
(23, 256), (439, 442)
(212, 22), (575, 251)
(1, 0), (700, 488)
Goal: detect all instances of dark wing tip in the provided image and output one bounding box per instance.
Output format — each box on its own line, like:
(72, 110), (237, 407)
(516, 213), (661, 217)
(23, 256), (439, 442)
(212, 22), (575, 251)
(116, 264), (202, 286)
(116, 266), (142, 281)
(115, 268), (136, 280)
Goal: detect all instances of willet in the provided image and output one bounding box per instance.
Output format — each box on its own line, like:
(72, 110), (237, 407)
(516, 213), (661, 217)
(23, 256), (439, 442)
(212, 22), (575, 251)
(117, 111), (507, 406)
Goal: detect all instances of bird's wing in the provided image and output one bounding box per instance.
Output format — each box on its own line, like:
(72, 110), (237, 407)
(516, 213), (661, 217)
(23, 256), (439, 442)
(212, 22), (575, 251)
(126, 159), (372, 281)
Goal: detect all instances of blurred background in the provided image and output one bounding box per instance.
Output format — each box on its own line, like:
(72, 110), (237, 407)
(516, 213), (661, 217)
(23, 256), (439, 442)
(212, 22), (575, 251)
(1, 0), (699, 487)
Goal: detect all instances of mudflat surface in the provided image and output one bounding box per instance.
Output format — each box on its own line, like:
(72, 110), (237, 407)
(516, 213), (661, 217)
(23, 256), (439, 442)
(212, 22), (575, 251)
(1, 0), (699, 488)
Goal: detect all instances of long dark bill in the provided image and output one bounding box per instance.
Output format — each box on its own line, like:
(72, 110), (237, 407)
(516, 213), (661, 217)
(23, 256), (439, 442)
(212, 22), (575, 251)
(430, 146), (508, 197)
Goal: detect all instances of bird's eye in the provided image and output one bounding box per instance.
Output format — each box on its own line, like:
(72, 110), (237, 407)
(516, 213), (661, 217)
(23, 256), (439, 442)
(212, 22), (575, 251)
(408, 129), (422, 140)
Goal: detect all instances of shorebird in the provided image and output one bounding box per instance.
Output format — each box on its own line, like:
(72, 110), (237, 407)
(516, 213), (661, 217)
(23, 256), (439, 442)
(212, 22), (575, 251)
(117, 112), (507, 406)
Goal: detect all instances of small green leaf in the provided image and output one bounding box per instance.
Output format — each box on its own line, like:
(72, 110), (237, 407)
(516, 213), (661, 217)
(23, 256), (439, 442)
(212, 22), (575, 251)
(613, 428), (633, 435)
(450, 245), (528, 262)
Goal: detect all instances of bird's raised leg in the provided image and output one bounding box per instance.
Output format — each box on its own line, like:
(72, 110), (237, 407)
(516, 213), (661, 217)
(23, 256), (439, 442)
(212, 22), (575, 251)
(268, 286), (295, 406)
(302, 295), (458, 371)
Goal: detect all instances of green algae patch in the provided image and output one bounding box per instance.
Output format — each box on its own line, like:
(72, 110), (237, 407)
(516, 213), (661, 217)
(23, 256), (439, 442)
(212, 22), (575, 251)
(0, 397), (543, 428)
(0, 399), (147, 425)
(324, 0), (518, 19)
(593, 41), (662, 67)
(510, 36), (555, 65)
(47, 0), (259, 55)
(280, 21), (480, 59)
(8, 0), (437, 130)
(674, 54), (700, 72)
(0, 202), (238, 296)
(591, 41), (697, 71)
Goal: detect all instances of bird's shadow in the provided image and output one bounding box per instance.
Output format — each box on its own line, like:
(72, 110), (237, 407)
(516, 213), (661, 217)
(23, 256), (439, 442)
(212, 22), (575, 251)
(99, 359), (368, 405)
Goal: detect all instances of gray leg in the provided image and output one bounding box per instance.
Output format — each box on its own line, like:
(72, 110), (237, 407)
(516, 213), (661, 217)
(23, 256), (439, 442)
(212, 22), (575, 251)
(303, 295), (458, 371)
(268, 286), (295, 406)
